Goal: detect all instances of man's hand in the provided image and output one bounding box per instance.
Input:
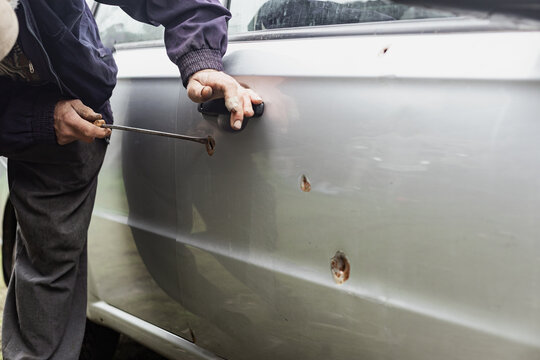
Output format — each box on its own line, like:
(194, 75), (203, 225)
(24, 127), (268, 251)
(54, 99), (111, 145)
(187, 70), (263, 130)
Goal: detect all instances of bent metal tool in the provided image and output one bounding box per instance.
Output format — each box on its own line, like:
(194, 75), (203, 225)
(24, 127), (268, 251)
(94, 121), (216, 156)
(93, 98), (264, 157)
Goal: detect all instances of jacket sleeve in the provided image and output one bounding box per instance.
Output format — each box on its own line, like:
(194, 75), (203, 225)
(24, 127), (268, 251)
(96, 0), (231, 86)
(0, 79), (58, 155)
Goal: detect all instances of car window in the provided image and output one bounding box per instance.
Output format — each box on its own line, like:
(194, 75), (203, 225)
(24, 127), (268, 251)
(94, 4), (163, 48)
(228, 0), (455, 35)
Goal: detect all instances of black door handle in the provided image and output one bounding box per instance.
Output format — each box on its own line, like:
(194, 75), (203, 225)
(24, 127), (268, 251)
(198, 98), (265, 118)
(198, 98), (265, 132)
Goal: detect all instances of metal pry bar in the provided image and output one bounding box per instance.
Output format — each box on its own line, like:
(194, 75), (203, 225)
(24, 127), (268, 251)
(101, 124), (216, 156)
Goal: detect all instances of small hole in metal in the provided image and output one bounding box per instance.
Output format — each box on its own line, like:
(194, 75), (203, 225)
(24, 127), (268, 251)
(206, 136), (216, 156)
(300, 174), (311, 192)
(331, 251), (350, 285)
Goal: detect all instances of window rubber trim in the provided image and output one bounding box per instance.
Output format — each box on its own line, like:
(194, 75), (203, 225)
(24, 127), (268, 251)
(228, 16), (537, 42)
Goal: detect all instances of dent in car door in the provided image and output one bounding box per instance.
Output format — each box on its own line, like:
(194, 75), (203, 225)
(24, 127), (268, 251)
(173, 21), (540, 360)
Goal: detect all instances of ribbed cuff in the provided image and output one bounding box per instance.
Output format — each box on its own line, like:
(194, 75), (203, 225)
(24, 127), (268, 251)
(32, 92), (58, 144)
(177, 49), (224, 87)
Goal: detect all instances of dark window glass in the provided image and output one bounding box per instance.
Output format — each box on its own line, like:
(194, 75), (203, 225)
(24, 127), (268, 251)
(229, 0), (454, 34)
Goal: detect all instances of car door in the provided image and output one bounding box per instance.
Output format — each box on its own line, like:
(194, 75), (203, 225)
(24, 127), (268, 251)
(87, 3), (197, 344)
(173, 1), (540, 359)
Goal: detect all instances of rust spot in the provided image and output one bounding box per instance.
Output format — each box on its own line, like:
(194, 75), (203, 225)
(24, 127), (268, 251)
(331, 251), (350, 285)
(300, 174), (311, 192)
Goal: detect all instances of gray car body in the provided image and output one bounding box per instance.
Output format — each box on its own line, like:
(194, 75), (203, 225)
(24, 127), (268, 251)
(1, 1), (539, 359)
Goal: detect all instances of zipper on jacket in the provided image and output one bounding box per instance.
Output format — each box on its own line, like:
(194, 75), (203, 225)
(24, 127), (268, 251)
(19, 0), (64, 93)
(28, 61), (34, 74)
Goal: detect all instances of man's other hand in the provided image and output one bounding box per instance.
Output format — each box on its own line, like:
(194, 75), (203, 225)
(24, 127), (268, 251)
(54, 99), (111, 145)
(187, 70), (263, 131)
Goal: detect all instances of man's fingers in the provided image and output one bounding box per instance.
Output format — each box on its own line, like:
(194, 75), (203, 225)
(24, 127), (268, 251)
(230, 102), (244, 130)
(225, 95), (242, 114)
(226, 89), (265, 130)
(243, 94), (254, 118)
(225, 94), (244, 130)
(248, 89), (264, 104)
(71, 100), (102, 122)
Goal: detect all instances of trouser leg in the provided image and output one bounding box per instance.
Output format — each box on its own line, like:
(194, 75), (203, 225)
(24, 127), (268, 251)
(2, 140), (106, 360)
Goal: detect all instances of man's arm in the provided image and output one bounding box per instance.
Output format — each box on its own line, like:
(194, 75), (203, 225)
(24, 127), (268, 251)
(96, 0), (230, 85)
(96, 0), (262, 130)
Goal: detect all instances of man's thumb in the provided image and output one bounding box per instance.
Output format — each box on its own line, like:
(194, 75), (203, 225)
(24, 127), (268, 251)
(187, 80), (213, 103)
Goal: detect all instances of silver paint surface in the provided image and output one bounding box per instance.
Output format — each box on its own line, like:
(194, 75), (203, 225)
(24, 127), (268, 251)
(87, 20), (540, 360)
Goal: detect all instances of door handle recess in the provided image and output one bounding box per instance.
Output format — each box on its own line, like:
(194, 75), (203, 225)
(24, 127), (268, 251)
(198, 98), (265, 118)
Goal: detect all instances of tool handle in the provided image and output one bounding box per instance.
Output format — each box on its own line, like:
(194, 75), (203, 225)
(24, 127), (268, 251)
(198, 98), (264, 118)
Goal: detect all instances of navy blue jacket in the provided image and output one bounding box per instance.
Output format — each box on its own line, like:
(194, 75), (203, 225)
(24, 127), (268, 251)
(0, 0), (231, 155)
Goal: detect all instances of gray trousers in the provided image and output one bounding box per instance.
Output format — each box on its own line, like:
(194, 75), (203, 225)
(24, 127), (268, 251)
(2, 139), (107, 360)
